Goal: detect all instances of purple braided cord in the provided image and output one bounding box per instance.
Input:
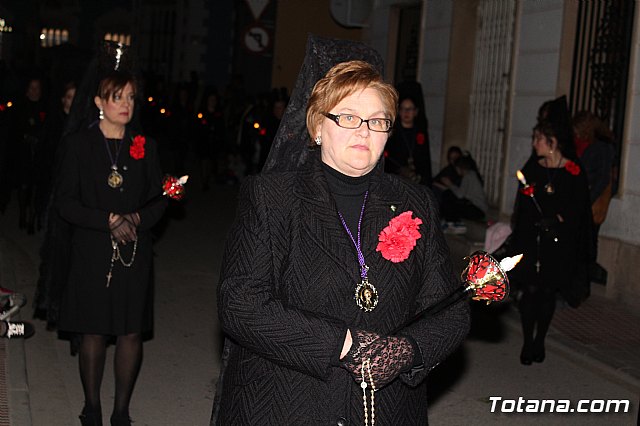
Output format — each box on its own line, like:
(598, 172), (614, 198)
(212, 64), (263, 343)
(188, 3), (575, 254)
(338, 191), (369, 279)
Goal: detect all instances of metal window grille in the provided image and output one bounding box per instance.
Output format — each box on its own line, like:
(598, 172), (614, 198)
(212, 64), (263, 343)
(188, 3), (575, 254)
(570, 0), (634, 194)
(466, 0), (517, 206)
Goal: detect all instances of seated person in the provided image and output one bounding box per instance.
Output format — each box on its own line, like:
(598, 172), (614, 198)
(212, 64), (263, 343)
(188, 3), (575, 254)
(433, 155), (488, 223)
(434, 145), (463, 187)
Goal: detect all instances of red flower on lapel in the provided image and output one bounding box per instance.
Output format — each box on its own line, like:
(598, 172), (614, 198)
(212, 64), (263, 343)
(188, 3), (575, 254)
(130, 135), (146, 160)
(376, 211), (423, 263)
(416, 132), (425, 145)
(565, 160), (580, 175)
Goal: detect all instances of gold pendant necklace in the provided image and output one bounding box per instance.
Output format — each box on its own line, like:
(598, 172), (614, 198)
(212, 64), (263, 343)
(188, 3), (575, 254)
(355, 277), (378, 312)
(104, 135), (125, 189)
(544, 155), (562, 195)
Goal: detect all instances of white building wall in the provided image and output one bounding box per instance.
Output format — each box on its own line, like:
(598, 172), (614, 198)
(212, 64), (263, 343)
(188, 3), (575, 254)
(502, 0), (565, 214)
(601, 5), (640, 246)
(419, 1), (453, 174)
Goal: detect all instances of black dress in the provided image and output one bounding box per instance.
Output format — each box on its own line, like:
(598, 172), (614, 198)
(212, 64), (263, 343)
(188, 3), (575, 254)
(509, 157), (591, 304)
(384, 125), (432, 186)
(55, 124), (166, 335)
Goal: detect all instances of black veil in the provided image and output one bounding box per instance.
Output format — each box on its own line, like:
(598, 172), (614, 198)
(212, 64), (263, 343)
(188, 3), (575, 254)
(64, 41), (141, 138)
(262, 34), (384, 173)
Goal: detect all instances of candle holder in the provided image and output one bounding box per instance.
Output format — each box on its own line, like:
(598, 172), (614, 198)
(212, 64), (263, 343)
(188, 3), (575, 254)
(392, 251), (521, 333)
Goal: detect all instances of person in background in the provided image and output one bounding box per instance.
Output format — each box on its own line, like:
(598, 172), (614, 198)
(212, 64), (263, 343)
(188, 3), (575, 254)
(34, 81), (76, 231)
(196, 90), (226, 190)
(573, 111), (615, 285)
(434, 154), (488, 225)
(168, 84), (193, 176)
(55, 44), (166, 424)
(509, 97), (591, 366)
(384, 94), (432, 185)
(211, 54), (468, 425)
(13, 77), (47, 234)
(434, 145), (463, 188)
(257, 90), (288, 172)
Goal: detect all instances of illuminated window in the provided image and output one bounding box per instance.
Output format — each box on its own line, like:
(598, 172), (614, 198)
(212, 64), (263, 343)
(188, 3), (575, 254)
(104, 33), (130, 46)
(41, 27), (69, 47)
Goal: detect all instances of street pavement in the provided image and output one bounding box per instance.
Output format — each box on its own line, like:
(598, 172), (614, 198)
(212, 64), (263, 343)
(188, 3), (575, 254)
(0, 179), (638, 425)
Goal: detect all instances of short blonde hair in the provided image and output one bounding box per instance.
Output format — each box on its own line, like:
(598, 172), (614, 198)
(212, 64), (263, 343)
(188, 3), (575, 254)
(306, 60), (398, 141)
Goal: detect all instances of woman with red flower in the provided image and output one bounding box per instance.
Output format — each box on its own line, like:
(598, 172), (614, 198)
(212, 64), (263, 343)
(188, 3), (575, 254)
(383, 93), (432, 186)
(508, 96), (592, 366)
(213, 37), (469, 425)
(54, 43), (166, 426)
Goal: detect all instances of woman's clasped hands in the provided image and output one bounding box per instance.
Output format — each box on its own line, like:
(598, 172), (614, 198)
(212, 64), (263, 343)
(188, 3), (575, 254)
(341, 329), (415, 389)
(108, 212), (140, 244)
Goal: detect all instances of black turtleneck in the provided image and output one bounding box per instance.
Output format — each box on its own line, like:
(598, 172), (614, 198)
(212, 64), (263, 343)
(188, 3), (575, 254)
(321, 162), (372, 235)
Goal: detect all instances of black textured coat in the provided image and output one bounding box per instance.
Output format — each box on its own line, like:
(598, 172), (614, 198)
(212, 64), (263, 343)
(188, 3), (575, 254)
(55, 124), (166, 335)
(212, 153), (470, 425)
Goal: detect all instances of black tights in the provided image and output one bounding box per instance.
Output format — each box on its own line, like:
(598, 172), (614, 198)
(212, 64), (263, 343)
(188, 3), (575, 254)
(79, 333), (143, 418)
(518, 284), (556, 349)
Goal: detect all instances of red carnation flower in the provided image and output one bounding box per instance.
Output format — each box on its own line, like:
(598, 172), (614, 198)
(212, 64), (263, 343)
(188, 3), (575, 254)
(376, 211), (423, 263)
(130, 135), (146, 160)
(565, 160), (580, 175)
(519, 185), (535, 197)
(416, 132), (425, 145)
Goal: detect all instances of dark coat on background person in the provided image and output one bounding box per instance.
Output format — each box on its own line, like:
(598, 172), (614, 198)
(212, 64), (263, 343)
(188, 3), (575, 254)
(212, 152), (469, 425)
(384, 125), (432, 186)
(12, 98), (47, 186)
(509, 157), (592, 306)
(580, 139), (614, 204)
(55, 124), (166, 335)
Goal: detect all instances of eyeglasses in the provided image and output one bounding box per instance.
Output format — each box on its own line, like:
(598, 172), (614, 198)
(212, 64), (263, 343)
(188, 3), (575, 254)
(322, 112), (392, 133)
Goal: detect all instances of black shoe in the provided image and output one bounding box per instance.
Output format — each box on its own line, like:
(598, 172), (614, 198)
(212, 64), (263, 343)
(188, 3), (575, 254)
(79, 407), (103, 426)
(520, 344), (533, 365)
(110, 413), (132, 426)
(590, 263), (607, 285)
(1, 320), (35, 339)
(533, 342), (546, 363)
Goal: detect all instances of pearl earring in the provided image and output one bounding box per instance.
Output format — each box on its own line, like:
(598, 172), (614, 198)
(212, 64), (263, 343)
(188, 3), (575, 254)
(314, 135), (322, 145)
(99, 109), (104, 120)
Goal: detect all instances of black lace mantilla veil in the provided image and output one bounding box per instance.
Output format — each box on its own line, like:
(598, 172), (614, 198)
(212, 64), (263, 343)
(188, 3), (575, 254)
(33, 41), (139, 334)
(261, 34), (384, 173)
(210, 34), (385, 425)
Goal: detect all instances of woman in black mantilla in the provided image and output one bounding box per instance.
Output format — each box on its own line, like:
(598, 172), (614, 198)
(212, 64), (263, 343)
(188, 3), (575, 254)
(384, 93), (432, 186)
(211, 36), (469, 425)
(509, 98), (591, 365)
(55, 47), (166, 425)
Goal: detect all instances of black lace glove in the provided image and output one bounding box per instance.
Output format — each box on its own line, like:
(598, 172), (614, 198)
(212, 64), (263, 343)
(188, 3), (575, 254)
(342, 329), (414, 389)
(109, 214), (137, 244)
(122, 212), (140, 227)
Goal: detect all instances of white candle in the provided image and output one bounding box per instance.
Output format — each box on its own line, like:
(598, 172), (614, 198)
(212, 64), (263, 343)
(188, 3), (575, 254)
(500, 254), (523, 272)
